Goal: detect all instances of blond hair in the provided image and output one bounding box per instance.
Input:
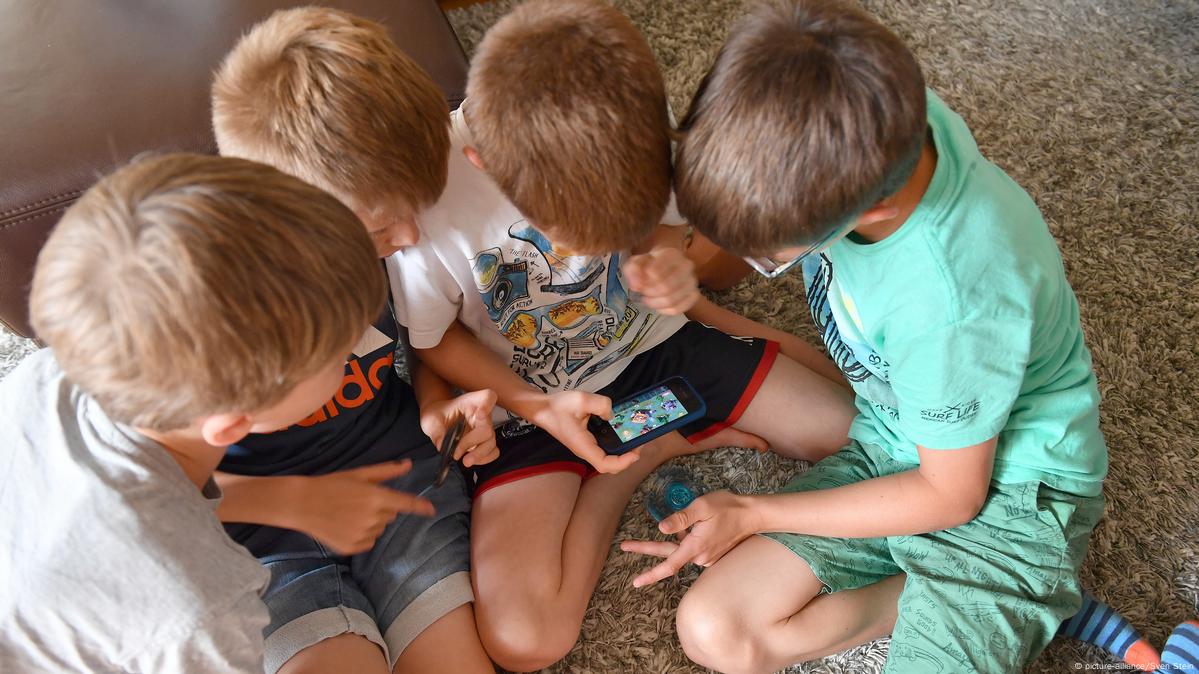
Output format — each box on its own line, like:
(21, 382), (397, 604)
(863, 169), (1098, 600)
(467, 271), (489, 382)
(466, 0), (672, 253)
(30, 153), (385, 431)
(212, 7), (450, 212)
(675, 0), (927, 256)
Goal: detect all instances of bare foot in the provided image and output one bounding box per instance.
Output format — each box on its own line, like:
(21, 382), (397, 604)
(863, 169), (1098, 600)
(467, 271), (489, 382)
(637, 426), (768, 469)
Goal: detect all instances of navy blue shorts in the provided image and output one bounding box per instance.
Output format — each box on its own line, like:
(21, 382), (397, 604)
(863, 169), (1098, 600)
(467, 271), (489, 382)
(472, 321), (779, 496)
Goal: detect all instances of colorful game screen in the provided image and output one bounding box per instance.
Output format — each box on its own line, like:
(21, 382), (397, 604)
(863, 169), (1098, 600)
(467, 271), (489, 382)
(608, 385), (690, 442)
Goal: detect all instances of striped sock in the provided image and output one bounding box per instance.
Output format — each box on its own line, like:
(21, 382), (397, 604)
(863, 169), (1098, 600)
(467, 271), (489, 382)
(1159, 620), (1199, 673)
(1058, 591), (1160, 672)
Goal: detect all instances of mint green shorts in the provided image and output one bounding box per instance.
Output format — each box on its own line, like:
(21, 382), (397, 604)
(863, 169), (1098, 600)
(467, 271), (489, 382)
(763, 441), (1104, 673)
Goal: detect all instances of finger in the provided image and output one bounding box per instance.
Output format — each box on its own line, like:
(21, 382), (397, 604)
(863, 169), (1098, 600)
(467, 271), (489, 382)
(368, 521), (388, 540)
(622, 255), (647, 289)
(620, 540), (680, 558)
(380, 490), (435, 517)
(457, 388), (498, 420)
(460, 436), (498, 463)
(338, 542), (371, 556)
(642, 286), (700, 315)
(574, 391), (613, 419)
(463, 444), (500, 467)
(349, 460), (413, 483)
(659, 501), (703, 535)
(639, 256), (687, 287)
(632, 541), (698, 588)
(594, 450), (640, 474)
(455, 423), (495, 457)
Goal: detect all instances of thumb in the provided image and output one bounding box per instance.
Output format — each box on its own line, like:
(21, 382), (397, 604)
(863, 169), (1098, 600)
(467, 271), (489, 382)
(348, 460), (413, 484)
(458, 388), (498, 423)
(658, 502), (700, 535)
(623, 255), (647, 288)
(576, 392), (613, 420)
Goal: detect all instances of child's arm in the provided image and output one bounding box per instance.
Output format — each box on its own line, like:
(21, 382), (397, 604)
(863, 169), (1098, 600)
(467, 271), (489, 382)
(215, 461), (434, 555)
(686, 296), (850, 390)
(406, 334), (500, 468)
(624, 437), (996, 587)
(414, 321), (639, 474)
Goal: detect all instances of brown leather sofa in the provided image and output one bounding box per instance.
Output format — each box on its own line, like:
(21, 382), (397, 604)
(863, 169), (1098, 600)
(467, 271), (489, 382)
(0, 1), (467, 338)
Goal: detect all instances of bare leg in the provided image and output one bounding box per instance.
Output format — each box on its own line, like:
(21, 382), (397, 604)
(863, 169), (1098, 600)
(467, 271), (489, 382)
(733, 353), (857, 461)
(392, 603), (493, 674)
(277, 633), (388, 674)
(676, 536), (903, 674)
(471, 429), (742, 671)
(687, 297), (848, 389)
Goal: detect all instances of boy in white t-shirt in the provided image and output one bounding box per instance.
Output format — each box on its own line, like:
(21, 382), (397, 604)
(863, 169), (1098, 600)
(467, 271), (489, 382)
(390, 1), (857, 669)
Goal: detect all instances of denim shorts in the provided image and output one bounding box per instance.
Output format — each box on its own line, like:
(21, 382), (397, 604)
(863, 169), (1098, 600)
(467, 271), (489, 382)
(234, 453), (473, 673)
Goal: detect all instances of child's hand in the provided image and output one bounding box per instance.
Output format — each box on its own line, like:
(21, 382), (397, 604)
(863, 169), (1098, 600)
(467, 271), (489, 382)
(620, 490), (758, 587)
(420, 389), (500, 467)
(286, 460), (435, 555)
(527, 391), (641, 474)
(624, 247), (700, 315)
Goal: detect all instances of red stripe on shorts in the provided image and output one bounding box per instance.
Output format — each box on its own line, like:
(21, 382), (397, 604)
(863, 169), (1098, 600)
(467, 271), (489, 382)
(473, 460), (589, 499)
(685, 339), (780, 444)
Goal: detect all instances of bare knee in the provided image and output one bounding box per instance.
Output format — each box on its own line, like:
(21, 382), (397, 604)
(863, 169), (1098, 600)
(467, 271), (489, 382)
(476, 600), (580, 672)
(676, 591), (766, 674)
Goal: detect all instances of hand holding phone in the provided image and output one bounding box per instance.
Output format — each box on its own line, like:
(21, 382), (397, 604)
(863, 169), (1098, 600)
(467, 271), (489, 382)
(588, 377), (707, 455)
(526, 391), (641, 474)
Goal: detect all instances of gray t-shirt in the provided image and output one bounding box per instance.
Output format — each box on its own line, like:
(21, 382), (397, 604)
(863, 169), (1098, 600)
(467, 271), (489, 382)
(0, 350), (271, 673)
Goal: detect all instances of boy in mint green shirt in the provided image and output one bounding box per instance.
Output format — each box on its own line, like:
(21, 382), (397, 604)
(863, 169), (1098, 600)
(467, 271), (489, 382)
(619, 1), (1166, 672)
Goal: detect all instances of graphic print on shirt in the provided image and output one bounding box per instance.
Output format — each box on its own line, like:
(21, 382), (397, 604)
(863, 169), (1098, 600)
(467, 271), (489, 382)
(802, 254), (899, 416)
(470, 219), (654, 392)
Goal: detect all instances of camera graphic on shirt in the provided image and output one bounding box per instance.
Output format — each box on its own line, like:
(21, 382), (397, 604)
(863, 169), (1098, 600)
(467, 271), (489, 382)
(475, 257), (531, 323)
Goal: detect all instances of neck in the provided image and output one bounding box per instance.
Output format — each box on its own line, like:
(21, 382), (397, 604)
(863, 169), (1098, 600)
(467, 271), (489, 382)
(137, 427), (226, 491)
(853, 137), (938, 244)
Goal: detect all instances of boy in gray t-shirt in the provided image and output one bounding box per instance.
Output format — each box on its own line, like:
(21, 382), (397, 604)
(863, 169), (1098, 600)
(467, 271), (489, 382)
(0, 154), (390, 672)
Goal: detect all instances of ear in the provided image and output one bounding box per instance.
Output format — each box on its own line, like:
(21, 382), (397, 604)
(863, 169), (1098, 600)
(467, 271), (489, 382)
(463, 146), (485, 171)
(199, 413), (254, 447)
(855, 203), (901, 227)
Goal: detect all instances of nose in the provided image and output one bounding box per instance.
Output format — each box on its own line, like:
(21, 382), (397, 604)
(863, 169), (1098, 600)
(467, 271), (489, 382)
(390, 222), (419, 248)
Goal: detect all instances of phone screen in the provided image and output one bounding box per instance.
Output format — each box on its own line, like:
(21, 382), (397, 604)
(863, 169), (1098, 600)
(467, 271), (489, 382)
(607, 385), (691, 443)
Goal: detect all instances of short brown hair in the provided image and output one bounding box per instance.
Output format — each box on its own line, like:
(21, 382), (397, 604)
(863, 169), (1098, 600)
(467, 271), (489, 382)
(212, 7), (450, 212)
(30, 154), (385, 431)
(466, 0), (672, 253)
(675, 0), (927, 256)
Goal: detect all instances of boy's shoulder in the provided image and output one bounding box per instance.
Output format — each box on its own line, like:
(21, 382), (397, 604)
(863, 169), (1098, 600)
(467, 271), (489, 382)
(1, 351), (269, 670)
(417, 106), (523, 249)
(849, 92), (1066, 327)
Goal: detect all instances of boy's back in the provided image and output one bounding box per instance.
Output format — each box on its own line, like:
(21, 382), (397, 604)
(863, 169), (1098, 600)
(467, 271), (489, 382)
(0, 339), (269, 672)
(806, 90), (1107, 495)
(1, 152), (388, 673)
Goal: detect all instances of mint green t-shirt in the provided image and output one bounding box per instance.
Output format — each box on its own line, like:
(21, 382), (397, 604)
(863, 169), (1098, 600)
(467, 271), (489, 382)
(801, 90), (1108, 497)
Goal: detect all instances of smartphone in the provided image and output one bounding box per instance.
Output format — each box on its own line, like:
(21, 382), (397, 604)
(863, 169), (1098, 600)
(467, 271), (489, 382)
(588, 377), (707, 455)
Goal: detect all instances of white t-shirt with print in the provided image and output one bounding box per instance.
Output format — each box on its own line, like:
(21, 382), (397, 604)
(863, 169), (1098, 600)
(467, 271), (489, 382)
(389, 107), (687, 422)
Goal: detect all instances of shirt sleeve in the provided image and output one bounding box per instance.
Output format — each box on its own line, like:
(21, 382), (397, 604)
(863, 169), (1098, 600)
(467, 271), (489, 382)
(386, 244), (463, 349)
(887, 317), (1033, 450)
(133, 593), (268, 674)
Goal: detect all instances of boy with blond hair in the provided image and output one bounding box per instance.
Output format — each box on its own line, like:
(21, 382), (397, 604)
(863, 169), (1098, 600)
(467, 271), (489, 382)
(211, 8), (498, 674)
(0, 153), (385, 672)
(390, 1), (856, 670)
(622, 1), (1167, 672)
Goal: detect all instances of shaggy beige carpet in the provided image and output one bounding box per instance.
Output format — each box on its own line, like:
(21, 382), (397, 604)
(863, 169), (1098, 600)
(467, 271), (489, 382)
(1, 1), (1194, 672)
